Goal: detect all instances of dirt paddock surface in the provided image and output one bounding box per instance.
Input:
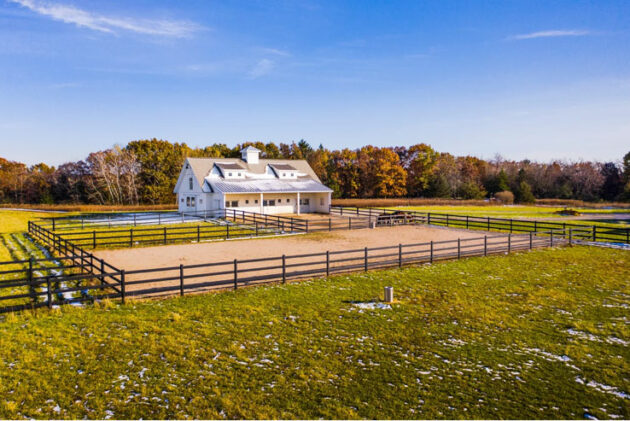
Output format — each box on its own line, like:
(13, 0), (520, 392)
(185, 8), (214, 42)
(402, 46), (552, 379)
(94, 225), (517, 298)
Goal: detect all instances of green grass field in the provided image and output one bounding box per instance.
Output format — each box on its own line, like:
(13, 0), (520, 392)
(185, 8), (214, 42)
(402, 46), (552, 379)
(388, 205), (630, 222)
(0, 246), (627, 419)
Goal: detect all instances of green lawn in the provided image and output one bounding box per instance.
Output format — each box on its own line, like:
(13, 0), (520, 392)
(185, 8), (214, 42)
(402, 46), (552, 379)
(0, 210), (70, 234)
(387, 205), (630, 221)
(0, 246), (628, 419)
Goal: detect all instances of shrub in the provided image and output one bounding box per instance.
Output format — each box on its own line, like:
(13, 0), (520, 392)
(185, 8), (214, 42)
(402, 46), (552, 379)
(515, 181), (536, 204)
(494, 191), (514, 204)
(456, 182), (487, 200)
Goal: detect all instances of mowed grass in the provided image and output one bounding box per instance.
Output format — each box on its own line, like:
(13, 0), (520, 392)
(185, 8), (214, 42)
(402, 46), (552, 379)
(50, 222), (276, 250)
(389, 205), (630, 220)
(383, 205), (630, 231)
(0, 210), (70, 234)
(0, 246), (628, 419)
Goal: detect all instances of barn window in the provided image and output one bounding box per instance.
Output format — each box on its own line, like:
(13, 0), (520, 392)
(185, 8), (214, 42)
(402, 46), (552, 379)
(190, 197), (196, 207)
(278, 199), (281, 203)
(245, 200), (249, 204)
(263, 200), (268, 206)
(228, 172), (232, 177)
(189, 177), (193, 190)
(186, 197), (191, 206)
(181, 198), (184, 203)
(320, 198), (324, 206)
(269, 200), (276, 206)
(254, 199), (258, 204)
(231, 201), (239, 207)
(300, 198), (310, 205)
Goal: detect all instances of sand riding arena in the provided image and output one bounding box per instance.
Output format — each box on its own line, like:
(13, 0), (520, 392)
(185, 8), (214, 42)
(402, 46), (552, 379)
(20, 208), (570, 307)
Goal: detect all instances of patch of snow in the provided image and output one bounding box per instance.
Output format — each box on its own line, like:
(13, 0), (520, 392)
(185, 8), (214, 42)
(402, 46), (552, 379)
(352, 302), (392, 310)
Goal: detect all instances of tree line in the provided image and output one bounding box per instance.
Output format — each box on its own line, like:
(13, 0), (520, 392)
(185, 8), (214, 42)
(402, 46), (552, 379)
(1, 138), (629, 205)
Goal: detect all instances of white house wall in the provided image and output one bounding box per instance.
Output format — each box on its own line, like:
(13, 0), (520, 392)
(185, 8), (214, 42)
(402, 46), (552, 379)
(177, 166), (205, 213)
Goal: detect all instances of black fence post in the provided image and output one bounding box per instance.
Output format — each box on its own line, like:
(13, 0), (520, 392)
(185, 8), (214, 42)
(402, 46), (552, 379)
(508, 234), (511, 253)
(197, 225), (201, 242)
(430, 241), (434, 263)
(550, 230), (553, 247)
(93, 230), (96, 249)
(227, 223), (230, 239)
(592, 226), (596, 242)
(466, 215), (469, 230)
(484, 236), (487, 256)
(47, 277), (52, 309)
(428, 213), (431, 225)
(326, 251), (330, 276)
(130, 229), (133, 248)
(163, 227), (167, 245)
(398, 243), (402, 268)
(364, 247), (368, 271)
(233, 259), (238, 290)
(282, 255), (286, 284)
(180, 264), (184, 296)
(457, 238), (461, 259)
(529, 232), (533, 250)
(28, 256), (33, 291)
(52, 218), (56, 231)
(121, 270), (126, 304)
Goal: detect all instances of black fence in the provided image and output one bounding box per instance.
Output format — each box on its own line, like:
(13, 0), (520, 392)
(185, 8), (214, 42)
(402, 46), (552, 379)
(30, 210), (309, 249)
(1, 214), (573, 313)
(121, 231), (560, 300)
(0, 238), (122, 313)
(330, 206), (630, 244)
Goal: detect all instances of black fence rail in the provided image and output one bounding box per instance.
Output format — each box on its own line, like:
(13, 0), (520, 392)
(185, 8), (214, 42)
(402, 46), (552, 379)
(107, 231), (565, 300)
(330, 205), (630, 244)
(3, 202), (615, 313)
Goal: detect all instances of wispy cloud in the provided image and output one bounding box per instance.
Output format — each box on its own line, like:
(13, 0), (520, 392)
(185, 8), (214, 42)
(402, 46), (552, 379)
(248, 58), (275, 79)
(258, 47), (291, 57)
(510, 29), (591, 40)
(9, 0), (204, 38)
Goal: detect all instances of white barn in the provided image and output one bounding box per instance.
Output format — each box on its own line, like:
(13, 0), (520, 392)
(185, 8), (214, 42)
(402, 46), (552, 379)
(173, 147), (333, 215)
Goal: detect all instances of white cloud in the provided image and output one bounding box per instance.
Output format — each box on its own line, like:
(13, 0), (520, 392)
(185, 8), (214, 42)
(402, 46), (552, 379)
(9, 0), (203, 38)
(248, 58), (274, 79)
(510, 30), (591, 40)
(258, 47), (291, 57)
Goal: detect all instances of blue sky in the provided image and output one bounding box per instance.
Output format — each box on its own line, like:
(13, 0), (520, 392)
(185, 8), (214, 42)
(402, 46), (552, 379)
(1, 0), (629, 166)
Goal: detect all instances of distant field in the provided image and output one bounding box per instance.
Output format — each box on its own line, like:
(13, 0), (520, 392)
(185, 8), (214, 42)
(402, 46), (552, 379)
(387, 205), (630, 222)
(0, 246), (627, 419)
(333, 198), (630, 209)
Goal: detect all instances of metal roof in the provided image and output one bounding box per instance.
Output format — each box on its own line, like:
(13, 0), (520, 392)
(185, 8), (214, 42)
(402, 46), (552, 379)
(207, 179), (333, 194)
